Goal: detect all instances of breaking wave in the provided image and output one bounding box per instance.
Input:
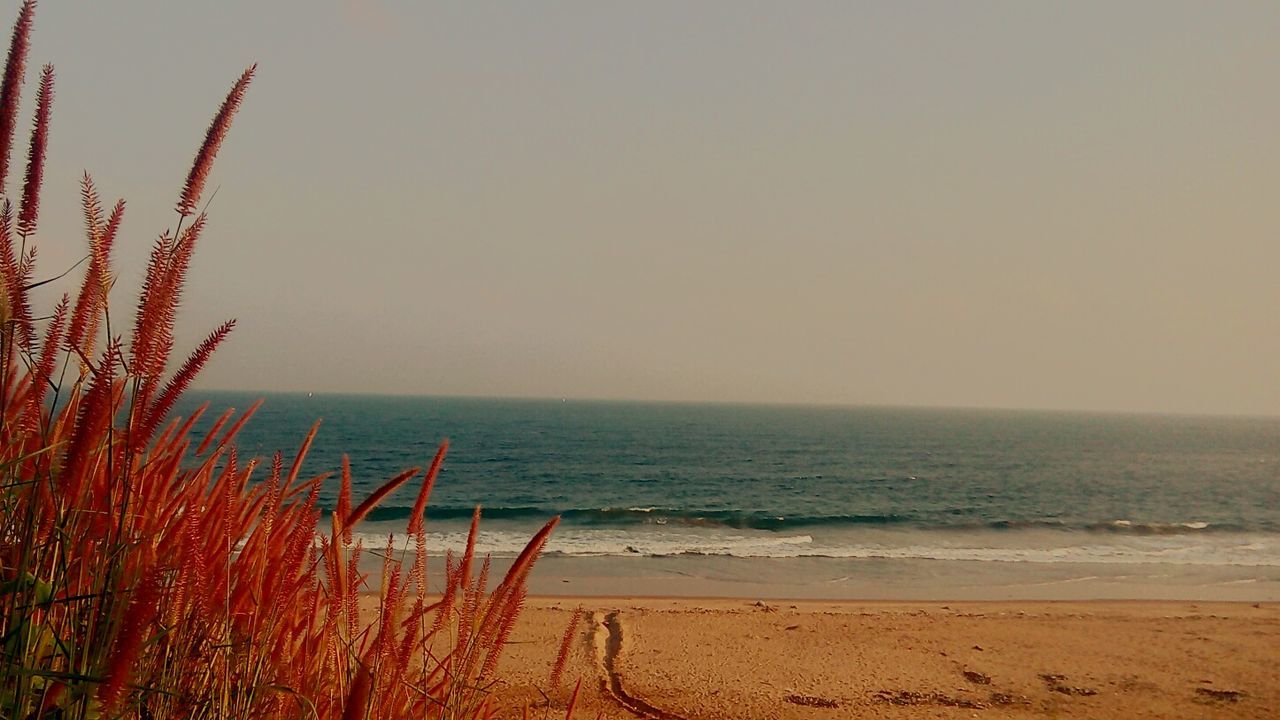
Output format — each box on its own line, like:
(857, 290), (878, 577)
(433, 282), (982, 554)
(358, 505), (1252, 535)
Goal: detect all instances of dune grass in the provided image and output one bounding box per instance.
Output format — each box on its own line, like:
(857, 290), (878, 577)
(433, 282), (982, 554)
(0, 3), (561, 718)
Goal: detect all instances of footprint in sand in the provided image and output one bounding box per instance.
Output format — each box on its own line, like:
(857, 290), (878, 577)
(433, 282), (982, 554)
(592, 610), (688, 720)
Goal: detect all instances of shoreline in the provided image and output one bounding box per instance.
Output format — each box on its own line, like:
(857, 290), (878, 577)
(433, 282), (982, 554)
(360, 552), (1280, 602)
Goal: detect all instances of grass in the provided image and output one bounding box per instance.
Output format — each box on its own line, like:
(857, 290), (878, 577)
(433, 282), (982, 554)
(0, 3), (563, 718)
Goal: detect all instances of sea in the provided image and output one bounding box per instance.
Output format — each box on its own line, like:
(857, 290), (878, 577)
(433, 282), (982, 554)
(171, 392), (1280, 601)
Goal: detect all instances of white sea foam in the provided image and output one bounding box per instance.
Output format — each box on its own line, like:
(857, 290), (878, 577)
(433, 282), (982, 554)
(348, 525), (1280, 567)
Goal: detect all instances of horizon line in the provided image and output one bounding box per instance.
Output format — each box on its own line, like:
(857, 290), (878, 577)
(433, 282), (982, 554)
(186, 387), (1280, 421)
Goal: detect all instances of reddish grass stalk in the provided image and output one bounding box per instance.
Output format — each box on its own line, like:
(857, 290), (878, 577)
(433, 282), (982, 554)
(565, 678), (583, 719)
(64, 176), (120, 361)
(340, 664), (372, 720)
(15, 62), (51, 236)
(0, 200), (35, 350)
(345, 465), (422, 528)
(19, 291), (63, 432)
(130, 214), (205, 389)
(338, 455), (353, 545)
(65, 174), (104, 353)
(549, 606), (582, 689)
(408, 439), (448, 536)
(0, 0), (33, 195)
(194, 406), (235, 456)
(97, 568), (162, 714)
(460, 506), (482, 593)
(176, 64), (255, 217)
(136, 318), (235, 444)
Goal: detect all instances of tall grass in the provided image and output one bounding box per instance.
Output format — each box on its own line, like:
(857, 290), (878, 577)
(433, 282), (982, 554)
(0, 3), (559, 718)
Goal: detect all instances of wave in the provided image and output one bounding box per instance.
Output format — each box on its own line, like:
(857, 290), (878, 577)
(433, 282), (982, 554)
(357, 505), (1254, 535)
(345, 527), (1280, 567)
(984, 519), (1238, 535)
(361, 505), (907, 529)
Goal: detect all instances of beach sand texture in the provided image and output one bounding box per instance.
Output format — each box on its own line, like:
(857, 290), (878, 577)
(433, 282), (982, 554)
(464, 598), (1280, 719)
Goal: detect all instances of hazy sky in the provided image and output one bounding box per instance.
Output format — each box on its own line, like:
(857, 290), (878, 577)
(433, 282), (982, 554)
(17, 1), (1280, 414)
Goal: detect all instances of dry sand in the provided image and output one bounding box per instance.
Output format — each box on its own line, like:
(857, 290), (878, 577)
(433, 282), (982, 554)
(479, 598), (1279, 719)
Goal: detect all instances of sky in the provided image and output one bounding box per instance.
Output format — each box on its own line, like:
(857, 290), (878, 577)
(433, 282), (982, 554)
(13, 1), (1280, 415)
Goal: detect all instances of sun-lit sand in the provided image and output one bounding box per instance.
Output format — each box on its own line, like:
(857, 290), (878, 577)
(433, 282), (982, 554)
(438, 597), (1280, 719)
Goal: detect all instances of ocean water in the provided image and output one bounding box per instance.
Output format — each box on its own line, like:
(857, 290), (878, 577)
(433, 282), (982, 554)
(171, 392), (1280, 598)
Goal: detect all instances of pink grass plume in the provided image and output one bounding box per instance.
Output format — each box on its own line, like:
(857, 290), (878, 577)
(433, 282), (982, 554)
(407, 439), (448, 536)
(16, 62), (52, 236)
(0, 0), (33, 195)
(176, 64), (254, 216)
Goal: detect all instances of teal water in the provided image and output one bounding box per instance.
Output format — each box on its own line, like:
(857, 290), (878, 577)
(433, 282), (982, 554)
(169, 392), (1280, 580)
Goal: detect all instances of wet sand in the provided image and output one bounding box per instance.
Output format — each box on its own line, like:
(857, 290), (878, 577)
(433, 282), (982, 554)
(481, 598), (1279, 719)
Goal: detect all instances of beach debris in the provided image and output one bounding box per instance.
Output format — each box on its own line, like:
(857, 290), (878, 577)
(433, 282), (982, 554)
(988, 692), (1031, 706)
(1040, 673), (1098, 696)
(785, 694), (840, 708)
(873, 690), (985, 709)
(784, 624), (800, 631)
(1116, 676), (1159, 692)
(972, 644), (984, 651)
(751, 601), (777, 612)
(1195, 688), (1245, 704)
(962, 670), (992, 685)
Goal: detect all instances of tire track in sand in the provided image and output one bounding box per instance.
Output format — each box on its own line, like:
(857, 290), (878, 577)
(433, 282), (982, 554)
(592, 611), (687, 720)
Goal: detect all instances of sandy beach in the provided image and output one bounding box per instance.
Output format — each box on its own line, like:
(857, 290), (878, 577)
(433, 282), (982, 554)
(462, 597), (1280, 719)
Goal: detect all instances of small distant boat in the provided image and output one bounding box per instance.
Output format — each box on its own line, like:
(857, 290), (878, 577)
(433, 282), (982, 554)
(307, 392), (314, 398)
